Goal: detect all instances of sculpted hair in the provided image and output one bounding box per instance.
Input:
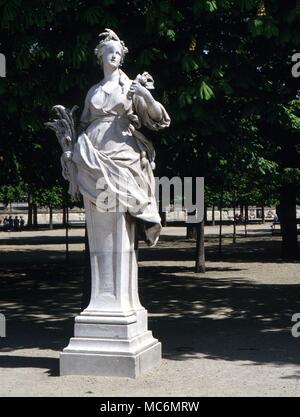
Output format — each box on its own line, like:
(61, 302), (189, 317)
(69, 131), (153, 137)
(94, 28), (128, 67)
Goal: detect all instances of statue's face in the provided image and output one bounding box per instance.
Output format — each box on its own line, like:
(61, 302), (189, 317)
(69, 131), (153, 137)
(102, 41), (123, 70)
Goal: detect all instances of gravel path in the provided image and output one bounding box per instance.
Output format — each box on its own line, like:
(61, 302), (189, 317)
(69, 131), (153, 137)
(0, 226), (299, 397)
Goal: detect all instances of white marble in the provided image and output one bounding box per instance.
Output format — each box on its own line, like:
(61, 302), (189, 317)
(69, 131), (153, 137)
(61, 204), (161, 377)
(48, 29), (170, 378)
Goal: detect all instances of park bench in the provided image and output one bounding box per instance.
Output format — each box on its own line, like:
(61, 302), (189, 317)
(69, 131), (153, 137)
(67, 219), (86, 228)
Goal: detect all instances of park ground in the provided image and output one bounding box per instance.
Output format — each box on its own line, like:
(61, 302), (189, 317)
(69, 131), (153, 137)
(0, 224), (300, 397)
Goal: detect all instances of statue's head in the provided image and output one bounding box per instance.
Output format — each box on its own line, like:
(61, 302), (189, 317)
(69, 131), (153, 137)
(94, 28), (128, 69)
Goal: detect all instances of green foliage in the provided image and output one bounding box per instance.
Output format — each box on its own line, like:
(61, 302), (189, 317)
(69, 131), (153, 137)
(199, 81), (215, 101)
(0, 0), (300, 209)
(33, 185), (63, 208)
(248, 17), (279, 38)
(0, 183), (27, 206)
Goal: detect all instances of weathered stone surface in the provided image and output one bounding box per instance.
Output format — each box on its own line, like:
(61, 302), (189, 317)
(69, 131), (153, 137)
(48, 29), (170, 377)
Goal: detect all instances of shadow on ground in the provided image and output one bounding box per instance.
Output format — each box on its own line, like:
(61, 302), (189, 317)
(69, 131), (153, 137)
(0, 236), (299, 378)
(140, 236), (299, 263)
(0, 235), (84, 246)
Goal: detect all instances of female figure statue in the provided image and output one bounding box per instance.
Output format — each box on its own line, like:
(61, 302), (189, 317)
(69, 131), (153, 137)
(47, 29), (170, 377)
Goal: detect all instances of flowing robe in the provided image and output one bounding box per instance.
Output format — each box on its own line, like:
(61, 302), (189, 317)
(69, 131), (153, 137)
(72, 70), (170, 245)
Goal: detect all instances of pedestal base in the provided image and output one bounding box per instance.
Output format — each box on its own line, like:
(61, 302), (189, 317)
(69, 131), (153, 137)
(60, 309), (161, 378)
(60, 207), (162, 378)
(60, 340), (161, 378)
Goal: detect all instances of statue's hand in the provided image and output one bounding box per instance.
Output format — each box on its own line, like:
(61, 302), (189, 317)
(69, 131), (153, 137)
(129, 80), (151, 100)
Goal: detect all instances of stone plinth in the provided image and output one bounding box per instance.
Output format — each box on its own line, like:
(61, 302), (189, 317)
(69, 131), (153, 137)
(60, 199), (161, 378)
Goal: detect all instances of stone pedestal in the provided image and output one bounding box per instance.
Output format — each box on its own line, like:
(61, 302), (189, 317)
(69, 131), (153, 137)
(60, 199), (161, 378)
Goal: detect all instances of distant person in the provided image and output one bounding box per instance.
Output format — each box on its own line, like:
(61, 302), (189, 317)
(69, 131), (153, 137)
(13, 216), (20, 231)
(8, 216), (13, 231)
(237, 214), (243, 223)
(3, 217), (9, 231)
(273, 213), (279, 222)
(20, 216), (25, 230)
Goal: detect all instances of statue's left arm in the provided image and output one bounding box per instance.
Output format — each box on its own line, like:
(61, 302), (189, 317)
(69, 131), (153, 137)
(131, 81), (170, 131)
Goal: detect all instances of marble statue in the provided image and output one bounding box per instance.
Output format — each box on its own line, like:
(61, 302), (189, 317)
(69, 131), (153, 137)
(46, 29), (170, 378)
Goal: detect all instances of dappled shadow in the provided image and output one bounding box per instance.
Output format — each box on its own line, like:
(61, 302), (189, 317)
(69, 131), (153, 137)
(0, 355), (59, 376)
(140, 236), (299, 263)
(138, 269), (300, 369)
(0, 249), (84, 266)
(0, 237), (300, 377)
(0, 235), (84, 246)
(0, 256), (83, 374)
(138, 264), (246, 274)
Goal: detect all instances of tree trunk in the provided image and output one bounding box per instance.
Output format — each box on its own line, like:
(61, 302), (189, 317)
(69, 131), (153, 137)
(186, 224), (197, 239)
(262, 205), (265, 224)
(244, 205), (248, 236)
(49, 206), (53, 230)
(233, 205), (237, 244)
(65, 205), (69, 262)
(240, 204), (244, 219)
(160, 211), (167, 227)
(212, 205), (215, 226)
(218, 184), (224, 255)
(218, 207), (223, 254)
(204, 204), (208, 223)
(245, 204), (249, 222)
(27, 194), (33, 228)
(279, 183), (298, 259)
(62, 205), (67, 227)
(195, 220), (205, 273)
(33, 204), (38, 227)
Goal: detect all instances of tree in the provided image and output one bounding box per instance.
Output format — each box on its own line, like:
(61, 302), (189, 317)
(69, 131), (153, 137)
(33, 185), (63, 229)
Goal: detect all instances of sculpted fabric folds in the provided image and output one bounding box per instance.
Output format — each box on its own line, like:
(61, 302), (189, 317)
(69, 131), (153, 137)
(73, 70), (170, 244)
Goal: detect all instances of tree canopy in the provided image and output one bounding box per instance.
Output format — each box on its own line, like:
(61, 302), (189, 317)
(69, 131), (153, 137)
(0, 0), (299, 255)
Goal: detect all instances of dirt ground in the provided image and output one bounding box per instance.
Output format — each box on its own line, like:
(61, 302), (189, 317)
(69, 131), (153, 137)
(0, 225), (300, 397)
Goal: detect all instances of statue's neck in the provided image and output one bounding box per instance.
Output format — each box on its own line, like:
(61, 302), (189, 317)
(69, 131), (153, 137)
(102, 67), (120, 84)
